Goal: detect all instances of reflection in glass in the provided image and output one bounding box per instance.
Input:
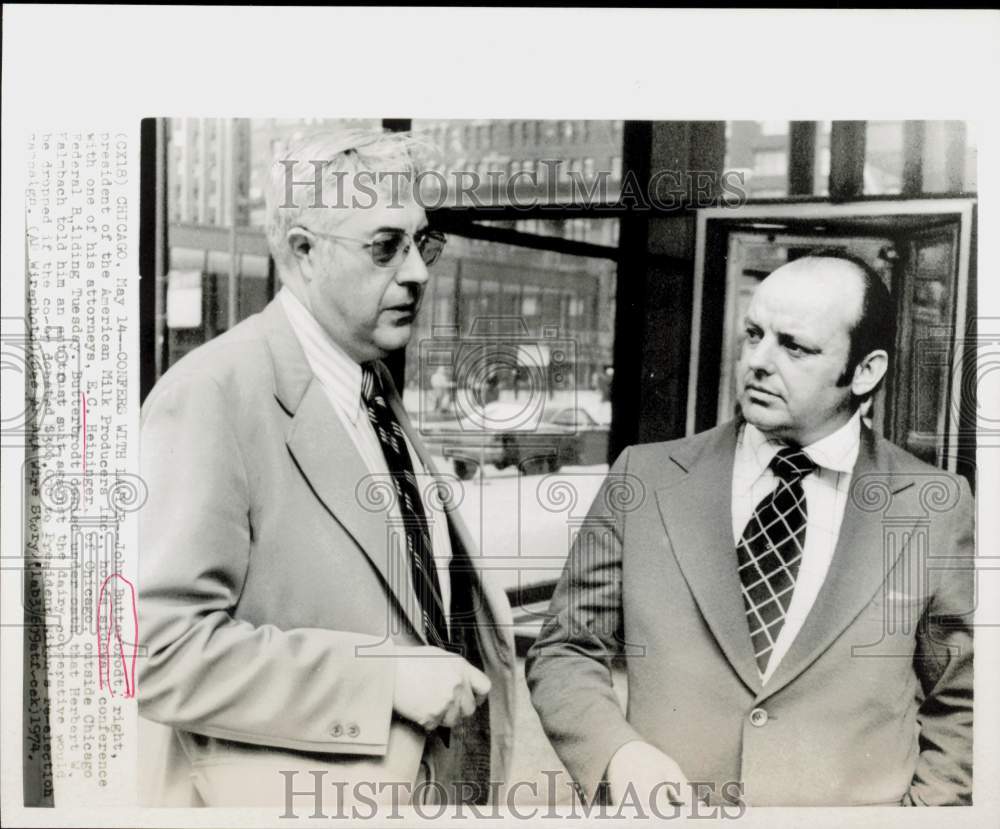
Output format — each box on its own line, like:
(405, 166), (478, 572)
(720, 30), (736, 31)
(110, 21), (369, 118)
(404, 232), (617, 470)
(864, 120), (905, 195)
(921, 121), (977, 194)
(724, 121), (790, 198)
(411, 119), (623, 207)
(477, 217), (619, 248)
(896, 226), (961, 466)
(814, 121), (832, 196)
(402, 231), (618, 589)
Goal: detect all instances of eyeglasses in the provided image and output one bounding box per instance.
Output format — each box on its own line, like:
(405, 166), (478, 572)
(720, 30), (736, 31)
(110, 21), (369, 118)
(304, 226), (447, 268)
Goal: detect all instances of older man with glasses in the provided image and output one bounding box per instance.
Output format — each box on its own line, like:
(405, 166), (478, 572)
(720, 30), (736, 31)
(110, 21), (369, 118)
(137, 129), (515, 809)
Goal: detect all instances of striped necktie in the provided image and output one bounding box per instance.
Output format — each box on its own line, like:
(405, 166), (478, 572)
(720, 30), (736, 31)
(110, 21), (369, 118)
(361, 365), (451, 651)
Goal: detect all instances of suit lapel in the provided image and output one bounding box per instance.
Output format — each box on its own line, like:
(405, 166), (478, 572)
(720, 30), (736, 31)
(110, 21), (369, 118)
(758, 428), (913, 701)
(259, 300), (426, 644)
(655, 423), (763, 696)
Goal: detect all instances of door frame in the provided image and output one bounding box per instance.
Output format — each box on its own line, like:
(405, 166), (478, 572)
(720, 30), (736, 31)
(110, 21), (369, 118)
(686, 198), (976, 473)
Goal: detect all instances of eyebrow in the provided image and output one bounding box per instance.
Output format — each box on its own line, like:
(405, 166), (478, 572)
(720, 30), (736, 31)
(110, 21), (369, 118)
(777, 331), (821, 354)
(744, 316), (821, 354)
(372, 222), (430, 235)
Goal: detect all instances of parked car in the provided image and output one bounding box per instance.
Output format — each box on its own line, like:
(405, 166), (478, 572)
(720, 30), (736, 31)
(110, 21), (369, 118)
(437, 402), (609, 479)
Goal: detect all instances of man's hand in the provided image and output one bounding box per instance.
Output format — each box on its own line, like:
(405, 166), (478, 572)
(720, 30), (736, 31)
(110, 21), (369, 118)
(606, 740), (689, 809)
(391, 646), (491, 731)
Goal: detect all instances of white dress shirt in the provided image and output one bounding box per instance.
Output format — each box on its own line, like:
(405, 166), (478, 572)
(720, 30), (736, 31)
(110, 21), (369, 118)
(279, 288), (452, 629)
(732, 411), (861, 684)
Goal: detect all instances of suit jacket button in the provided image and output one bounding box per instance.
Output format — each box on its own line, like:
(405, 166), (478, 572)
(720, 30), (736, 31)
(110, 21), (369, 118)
(329, 721), (344, 738)
(347, 723), (360, 738)
(749, 708), (768, 727)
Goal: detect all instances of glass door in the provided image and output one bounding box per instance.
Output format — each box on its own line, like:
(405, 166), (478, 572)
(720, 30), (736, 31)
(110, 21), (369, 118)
(891, 222), (962, 466)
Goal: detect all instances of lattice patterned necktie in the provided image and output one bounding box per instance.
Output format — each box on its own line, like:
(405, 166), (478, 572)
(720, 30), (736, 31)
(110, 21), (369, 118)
(737, 446), (817, 675)
(360, 365), (451, 651)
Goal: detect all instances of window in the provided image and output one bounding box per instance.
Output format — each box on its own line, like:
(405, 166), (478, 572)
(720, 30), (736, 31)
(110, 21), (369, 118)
(813, 122), (832, 196)
(963, 122), (977, 192)
(864, 121), (904, 195)
(754, 150), (787, 177)
(921, 121), (977, 194)
(479, 280), (500, 314)
(725, 121), (790, 198)
(413, 119), (623, 207)
(501, 283), (520, 315)
(542, 289), (560, 320)
(434, 296), (452, 323)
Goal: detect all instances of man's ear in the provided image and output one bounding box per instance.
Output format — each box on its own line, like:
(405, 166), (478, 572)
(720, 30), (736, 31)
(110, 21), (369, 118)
(851, 349), (889, 398)
(286, 227), (317, 283)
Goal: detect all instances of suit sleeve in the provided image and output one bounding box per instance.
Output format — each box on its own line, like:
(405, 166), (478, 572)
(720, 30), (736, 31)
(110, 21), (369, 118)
(905, 475), (975, 805)
(525, 448), (644, 803)
(137, 370), (397, 756)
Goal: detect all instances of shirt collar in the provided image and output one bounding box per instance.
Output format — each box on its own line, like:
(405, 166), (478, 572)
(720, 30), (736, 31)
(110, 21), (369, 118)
(279, 287), (364, 424)
(740, 409), (862, 480)
(804, 409), (862, 474)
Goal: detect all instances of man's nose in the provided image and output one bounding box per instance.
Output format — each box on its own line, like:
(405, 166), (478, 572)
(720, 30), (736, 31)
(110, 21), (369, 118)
(745, 336), (775, 373)
(396, 243), (430, 286)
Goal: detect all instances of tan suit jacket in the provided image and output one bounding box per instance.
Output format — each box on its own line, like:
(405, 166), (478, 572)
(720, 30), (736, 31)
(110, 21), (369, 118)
(138, 298), (515, 807)
(527, 420), (974, 806)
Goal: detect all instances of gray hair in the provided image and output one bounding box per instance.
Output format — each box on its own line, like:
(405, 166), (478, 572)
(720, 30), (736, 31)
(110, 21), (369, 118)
(265, 128), (432, 267)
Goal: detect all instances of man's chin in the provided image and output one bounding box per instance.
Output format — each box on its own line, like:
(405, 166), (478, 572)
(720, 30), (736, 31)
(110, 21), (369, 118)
(740, 398), (785, 431)
(373, 325), (413, 355)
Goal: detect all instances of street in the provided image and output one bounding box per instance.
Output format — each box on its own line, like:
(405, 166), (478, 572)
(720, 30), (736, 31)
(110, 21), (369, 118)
(427, 456), (609, 592)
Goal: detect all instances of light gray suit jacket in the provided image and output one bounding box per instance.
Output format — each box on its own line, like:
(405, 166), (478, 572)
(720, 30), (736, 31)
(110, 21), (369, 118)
(527, 420), (974, 806)
(138, 297), (515, 807)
